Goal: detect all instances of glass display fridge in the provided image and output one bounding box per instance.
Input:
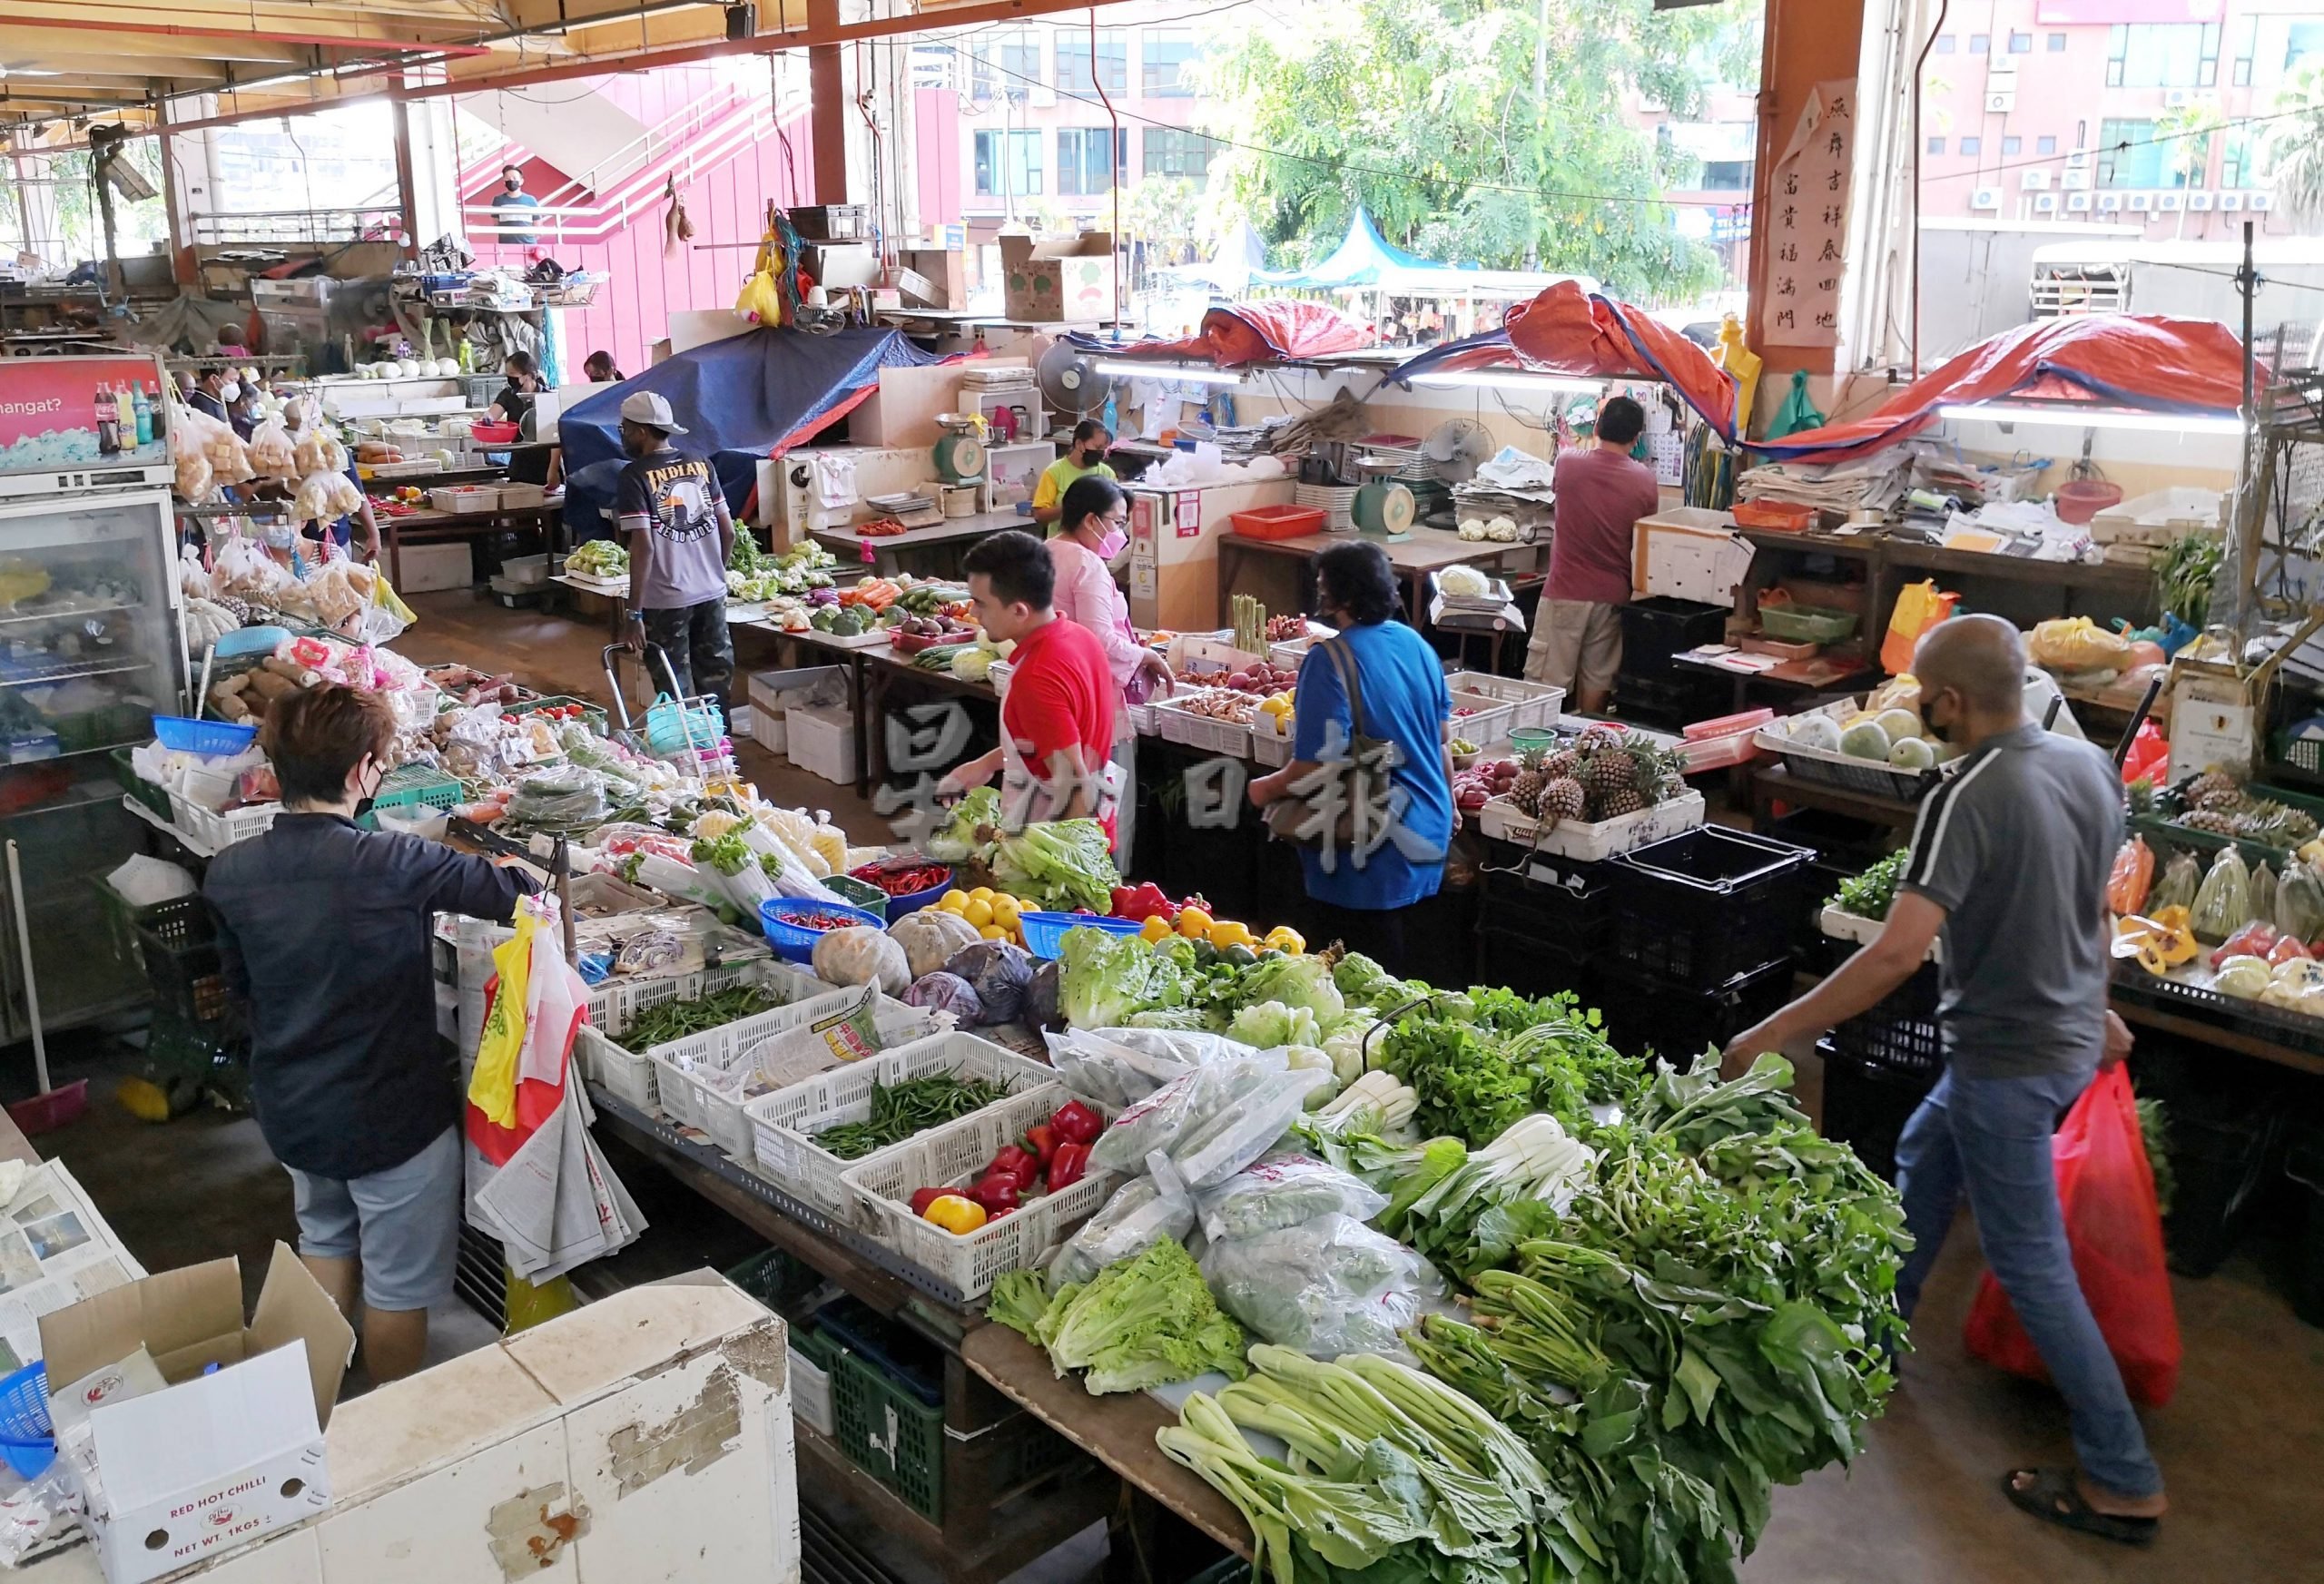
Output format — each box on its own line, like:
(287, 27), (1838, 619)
(0, 353), (185, 1041)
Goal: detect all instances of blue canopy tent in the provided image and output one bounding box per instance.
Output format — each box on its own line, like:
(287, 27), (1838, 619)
(560, 327), (952, 538)
(1256, 208), (1460, 291)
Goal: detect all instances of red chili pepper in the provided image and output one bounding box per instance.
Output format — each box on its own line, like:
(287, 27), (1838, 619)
(909, 1187), (947, 1216)
(988, 1144), (1036, 1181)
(1050, 1100), (1103, 1146)
(1049, 1141), (1091, 1190)
(795, 910), (867, 931)
(1023, 1123), (1059, 1169)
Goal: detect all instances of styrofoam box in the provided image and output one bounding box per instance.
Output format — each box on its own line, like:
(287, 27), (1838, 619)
(498, 553), (549, 586)
(747, 1030), (1055, 1220)
(396, 541), (475, 594)
(792, 1351), (835, 1437)
(1475, 788), (1707, 860)
(787, 704), (857, 785)
(753, 709), (789, 754)
(1818, 905), (1942, 963)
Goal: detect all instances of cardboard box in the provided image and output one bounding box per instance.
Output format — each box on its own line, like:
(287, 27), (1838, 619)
(1632, 508), (1752, 607)
(396, 541), (474, 594)
(1000, 232), (1118, 323)
(42, 1245), (354, 1584)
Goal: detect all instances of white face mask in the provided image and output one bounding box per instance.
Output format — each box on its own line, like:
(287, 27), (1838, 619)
(218, 381), (241, 403)
(261, 523), (295, 550)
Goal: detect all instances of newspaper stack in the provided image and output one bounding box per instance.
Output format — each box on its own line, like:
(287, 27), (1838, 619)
(1736, 446), (1912, 514)
(468, 1080), (645, 1284)
(0, 1159), (146, 1371)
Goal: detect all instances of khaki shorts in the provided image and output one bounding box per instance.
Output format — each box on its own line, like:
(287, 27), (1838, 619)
(1525, 599), (1624, 694)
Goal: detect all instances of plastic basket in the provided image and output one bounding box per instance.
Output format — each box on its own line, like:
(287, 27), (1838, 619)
(1606, 826), (1817, 990)
(167, 794), (281, 852)
(109, 747), (174, 822)
(1475, 789), (1707, 861)
(136, 894), (228, 1026)
(359, 765), (464, 831)
(820, 875), (891, 919)
(1447, 692), (1517, 745)
(1827, 961), (1944, 1078)
(1817, 1038), (1937, 1183)
(1732, 499), (1817, 533)
(1441, 673), (1564, 733)
(152, 714), (258, 756)
(843, 1084), (1118, 1300)
(1018, 911), (1142, 960)
(1590, 957), (1796, 1069)
(831, 1348), (946, 1520)
(849, 861), (955, 919)
(0, 1363), (54, 1479)
(1756, 603), (1859, 644)
(758, 897), (886, 963)
(1753, 699), (1947, 802)
(507, 695), (612, 735)
(747, 1031), (1056, 1220)
(1230, 504), (1326, 540)
(576, 1022), (659, 1111)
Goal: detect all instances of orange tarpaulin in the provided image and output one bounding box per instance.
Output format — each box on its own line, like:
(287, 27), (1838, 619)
(1069, 300), (1377, 369)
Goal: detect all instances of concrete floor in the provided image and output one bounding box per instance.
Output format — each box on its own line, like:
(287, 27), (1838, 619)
(27, 588), (2316, 1578)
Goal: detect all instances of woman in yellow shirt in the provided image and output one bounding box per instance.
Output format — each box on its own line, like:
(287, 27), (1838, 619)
(1030, 419), (1116, 530)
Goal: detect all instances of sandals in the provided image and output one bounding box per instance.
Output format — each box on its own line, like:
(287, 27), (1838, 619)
(2003, 1468), (2160, 1548)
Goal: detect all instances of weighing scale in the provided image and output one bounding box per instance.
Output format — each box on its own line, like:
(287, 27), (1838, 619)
(1350, 457), (1416, 540)
(932, 413), (987, 485)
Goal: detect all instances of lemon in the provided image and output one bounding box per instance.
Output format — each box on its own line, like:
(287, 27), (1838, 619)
(979, 922), (1009, 940)
(963, 897), (994, 929)
(938, 889), (970, 912)
(969, 885), (996, 903)
(992, 895), (1021, 925)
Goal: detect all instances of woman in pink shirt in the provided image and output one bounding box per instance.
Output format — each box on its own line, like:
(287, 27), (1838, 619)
(1048, 476), (1173, 862)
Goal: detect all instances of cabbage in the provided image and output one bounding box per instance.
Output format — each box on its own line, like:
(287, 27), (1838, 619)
(1439, 564), (1492, 598)
(1226, 955), (1344, 1025)
(1320, 1014), (1385, 1085)
(1330, 951), (1415, 1011)
(1061, 927), (1189, 1028)
(1226, 1000), (1321, 1050)
(903, 971), (983, 1022)
(945, 940), (1034, 1024)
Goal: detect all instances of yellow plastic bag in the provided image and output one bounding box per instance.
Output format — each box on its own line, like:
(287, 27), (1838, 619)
(1883, 580), (1959, 674)
(372, 572), (417, 626)
(466, 910), (538, 1129)
(2029, 615), (2132, 674)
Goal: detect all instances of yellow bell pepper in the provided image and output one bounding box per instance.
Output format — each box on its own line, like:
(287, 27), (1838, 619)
(1264, 925), (1306, 955)
(2112, 908), (2199, 976)
(921, 1195), (986, 1235)
(1177, 905), (1214, 939)
(1208, 919), (1254, 950)
(1139, 912), (1176, 942)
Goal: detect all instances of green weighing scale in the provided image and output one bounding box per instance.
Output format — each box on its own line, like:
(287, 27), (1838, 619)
(932, 413), (987, 484)
(1350, 457), (1416, 540)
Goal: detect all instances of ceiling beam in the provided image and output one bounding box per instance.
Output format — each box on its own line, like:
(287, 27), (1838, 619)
(0, 9), (495, 57)
(0, 23), (309, 68)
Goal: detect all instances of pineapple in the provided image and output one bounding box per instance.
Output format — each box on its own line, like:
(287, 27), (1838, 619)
(1540, 778), (1587, 827)
(1539, 748), (1583, 782)
(1594, 785), (1649, 820)
(1581, 745), (1639, 800)
(1578, 724), (1626, 756)
(1510, 746), (1548, 816)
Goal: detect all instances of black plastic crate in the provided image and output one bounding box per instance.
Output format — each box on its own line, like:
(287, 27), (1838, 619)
(1618, 595), (1730, 677)
(2284, 1126), (2324, 1328)
(1827, 959), (1943, 1077)
(138, 897), (227, 1027)
(1606, 826), (1817, 990)
(1478, 923), (1595, 1001)
(1817, 1038), (1937, 1183)
(2162, 1107), (2280, 1278)
(1481, 846), (1615, 938)
(1610, 669), (1727, 730)
(1589, 956), (1796, 1068)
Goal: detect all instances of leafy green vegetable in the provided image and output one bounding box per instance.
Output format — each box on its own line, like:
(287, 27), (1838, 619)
(1330, 950), (1421, 1012)
(924, 786), (1000, 862)
(1829, 849), (1910, 921)
(1226, 999), (1323, 1050)
(993, 1239), (1249, 1394)
(1227, 955), (1347, 1026)
(1378, 990), (1640, 1146)
(690, 831), (754, 877)
(991, 820), (1121, 912)
(1059, 926), (1192, 1029)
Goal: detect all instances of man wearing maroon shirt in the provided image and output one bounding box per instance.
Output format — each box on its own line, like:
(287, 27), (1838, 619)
(1523, 397), (1661, 713)
(940, 530), (1120, 827)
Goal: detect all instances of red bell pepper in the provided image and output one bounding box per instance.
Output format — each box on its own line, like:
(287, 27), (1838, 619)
(987, 1144), (1036, 1182)
(1049, 1141), (1091, 1190)
(2211, 921), (2276, 969)
(968, 1172), (1022, 1215)
(1110, 885), (1139, 920)
(1050, 1100), (1103, 1146)
(1023, 1124), (1059, 1170)
(909, 1187), (947, 1216)
(2270, 935), (2310, 966)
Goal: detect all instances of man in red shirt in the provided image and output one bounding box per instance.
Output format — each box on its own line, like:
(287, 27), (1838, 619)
(1523, 396), (1661, 713)
(940, 530), (1119, 824)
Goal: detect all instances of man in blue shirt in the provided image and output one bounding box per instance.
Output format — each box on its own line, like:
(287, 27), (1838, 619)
(490, 163), (540, 246)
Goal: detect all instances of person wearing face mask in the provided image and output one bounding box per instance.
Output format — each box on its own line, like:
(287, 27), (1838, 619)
(1246, 541), (1454, 967)
(1030, 419), (1116, 531)
(490, 162), (540, 246)
(1721, 615), (2162, 1547)
(1046, 475), (1173, 863)
(487, 350), (541, 430)
(204, 685), (534, 1383)
(189, 367), (236, 426)
(613, 391), (736, 723)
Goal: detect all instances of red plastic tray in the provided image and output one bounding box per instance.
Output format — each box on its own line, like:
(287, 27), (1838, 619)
(1733, 500), (1817, 532)
(1231, 505), (1327, 540)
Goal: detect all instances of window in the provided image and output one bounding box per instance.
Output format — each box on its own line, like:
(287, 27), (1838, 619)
(1056, 128), (1127, 195)
(1143, 128), (1222, 181)
(2221, 133), (2252, 190)
(2047, 33), (2067, 52)
(1143, 30), (1197, 96)
(2290, 22), (2324, 75)
(2002, 135), (2022, 155)
(2230, 15), (2256, 84)
(970, 31), (1040, 99)
(2037, 134), (2056, 154)
(2108, 23), (2215, 87)
(2008, 31), (2031, 54)
(1969, 33), (1989, 54)
(1935, 34), (1955, 54)
(2097, 117), (2162, 189)
(1959, 134), (1981, 155)
(1699, 159), (1753, 191)
(972, 129), (1042, 197)
(1926, 135), (1946, 155)
(1057, 29), (1128, 95)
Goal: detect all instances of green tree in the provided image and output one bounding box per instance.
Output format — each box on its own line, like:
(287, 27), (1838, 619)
(1196, 0), (1758, 301)
(1124, 176), (1204, 273)
(2268, 65), (2324, 225)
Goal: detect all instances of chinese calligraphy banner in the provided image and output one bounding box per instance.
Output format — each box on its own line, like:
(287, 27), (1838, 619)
(1762, 77), (1856, 350)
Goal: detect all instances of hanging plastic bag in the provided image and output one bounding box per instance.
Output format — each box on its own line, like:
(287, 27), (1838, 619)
(1882, 579), (1960, 674)
(1049, 1163), (1196, 1292)
(1762, 369), (1827, 440)
(1963, 1065), (2181, 1406)
(2120, 720), (2167, 787)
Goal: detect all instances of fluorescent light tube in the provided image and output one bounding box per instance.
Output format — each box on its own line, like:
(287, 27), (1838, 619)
(1936, 403), (2243, 435)
(1406, 369), (1606, 393)
(1092, 359), (1246, 385)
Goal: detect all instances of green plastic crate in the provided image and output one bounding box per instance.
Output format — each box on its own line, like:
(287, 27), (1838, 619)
(821, 874), (891, 919)
(110, 747), (172, 822)
(1757, 603), (1859, 644)
(831, 1347), (945, 1521)
(358, 764), (464, 830)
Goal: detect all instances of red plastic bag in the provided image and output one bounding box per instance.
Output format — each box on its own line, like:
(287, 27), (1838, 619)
(1963, 1066), (2180, 1405)
(2120, 720), (2167, 787)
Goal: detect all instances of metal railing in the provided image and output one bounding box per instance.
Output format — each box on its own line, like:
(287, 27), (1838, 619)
(187, 206), (407, 247)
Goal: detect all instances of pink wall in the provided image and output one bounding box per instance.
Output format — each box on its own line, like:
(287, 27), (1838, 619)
(465, 65), (816, 379)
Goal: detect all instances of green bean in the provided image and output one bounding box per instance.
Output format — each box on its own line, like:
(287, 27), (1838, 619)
(622, 987), (780, 1051)
(814, 1075), (1014, 1160)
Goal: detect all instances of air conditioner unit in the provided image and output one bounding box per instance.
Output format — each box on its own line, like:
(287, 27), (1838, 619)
(2188, 192), (2214, 212)
(2066, 192), (2093, 212)
(2250, 192), (2276, 212)
(2022, 169), (2051, 191)
(2156, 192), (2184, 212)
(1971, 186), (2003, 210)
(2062, 170), (2091, 191)
(2098, 192), (2123, 211)
(2034, 192), (2059, 213)
(2163, 88), (2198, 108)
(2220, 192), (2246, 212)
(2127, 192), (2153, 211)
(2065, 150), (2089, 169)
(1985, 91), (2016, 113)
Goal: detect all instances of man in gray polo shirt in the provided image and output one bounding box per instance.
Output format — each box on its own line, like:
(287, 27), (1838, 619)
(1723, 615), (2164, 1546)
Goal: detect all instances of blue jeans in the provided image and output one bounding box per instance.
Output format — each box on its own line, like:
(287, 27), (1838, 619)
(1895, 1065), (2162, 1499)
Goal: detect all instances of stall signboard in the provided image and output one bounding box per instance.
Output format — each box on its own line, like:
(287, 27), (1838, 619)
(0, 353), (172, 479)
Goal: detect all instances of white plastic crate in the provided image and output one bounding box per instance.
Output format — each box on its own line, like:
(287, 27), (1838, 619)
(1818, 904), (1942, 963)
(576, 1022), (658, 1111)
(167, 792), (280, 851)
(746, 1031), (1056, 1220)
(651, 993), (947, 1161)
(1475, 788), (1706, 861)
(843, 1082), (1118, 1301)
(1752, 698), (1945, 802)
(1447, 691), (1517, 745)
(1254, 732), (1290, 768)
(1127, 700), (1158, 736)
(428, 484), (499, 514)
(1266, 623), (1336, 669)
(1442, 672), (1564, 732)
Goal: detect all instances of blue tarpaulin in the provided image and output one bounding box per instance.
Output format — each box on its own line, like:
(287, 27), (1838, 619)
(560, 327), (951, 537)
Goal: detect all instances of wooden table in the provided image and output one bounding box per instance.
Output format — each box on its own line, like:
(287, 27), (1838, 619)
(379, 500), (558, 590)
(1748, 762), (1922, 831)
(1215, 529), (1541, 630)
(811, 510), (1029, 580)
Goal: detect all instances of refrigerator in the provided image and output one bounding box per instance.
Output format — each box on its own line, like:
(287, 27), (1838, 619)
(0, 354), (186, 1040)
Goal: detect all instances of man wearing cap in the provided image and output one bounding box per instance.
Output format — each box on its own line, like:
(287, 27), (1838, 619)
(613, 392), (735, 723)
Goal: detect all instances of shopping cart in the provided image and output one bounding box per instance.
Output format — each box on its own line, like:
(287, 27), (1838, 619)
(600, 643), (738, 787)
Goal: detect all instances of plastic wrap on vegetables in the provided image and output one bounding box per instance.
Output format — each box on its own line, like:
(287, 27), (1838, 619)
(2150, 850), (2201, 916)
(1048, 1174), (1196, 1293)
(2190, 847), (2251, 943)
(2213, 955), (2272, 999)
(1196, 1151), (1388, 1242)
(2251, 861), (2278, 934)
(1198, 1210), (1445, 1357)
(2278, 861), (2324, 945)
